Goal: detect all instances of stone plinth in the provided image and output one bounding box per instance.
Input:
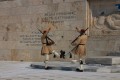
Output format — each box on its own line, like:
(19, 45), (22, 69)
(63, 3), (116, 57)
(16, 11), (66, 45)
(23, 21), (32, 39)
(85, 56), (120, 65)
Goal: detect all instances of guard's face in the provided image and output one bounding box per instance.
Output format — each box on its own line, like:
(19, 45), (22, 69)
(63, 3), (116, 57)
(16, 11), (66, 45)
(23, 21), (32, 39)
(43, 30), (47, 34)
(80, 29), (85, 34)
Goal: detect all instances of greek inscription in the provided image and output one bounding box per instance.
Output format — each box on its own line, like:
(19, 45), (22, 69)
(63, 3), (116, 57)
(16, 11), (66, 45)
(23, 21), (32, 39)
(0, 0), (14, 2)
(19, 32), (42, 46)
(41, 11), (77, 23)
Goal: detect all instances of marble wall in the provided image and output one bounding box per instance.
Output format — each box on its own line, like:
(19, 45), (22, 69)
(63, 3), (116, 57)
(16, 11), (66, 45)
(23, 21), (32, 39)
(0, 0), (119, 61)
(87, 0), (120, 57)
(0, 0), (87, 61)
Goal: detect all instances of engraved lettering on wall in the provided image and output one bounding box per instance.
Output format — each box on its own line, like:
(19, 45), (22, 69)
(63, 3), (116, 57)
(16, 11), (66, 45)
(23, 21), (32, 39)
(20, 32), (41, 46)
(41, 11), (77, 24)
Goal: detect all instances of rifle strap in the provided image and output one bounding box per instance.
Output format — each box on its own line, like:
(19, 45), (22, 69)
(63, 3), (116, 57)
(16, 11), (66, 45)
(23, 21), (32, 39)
(46, 36), (49, 45)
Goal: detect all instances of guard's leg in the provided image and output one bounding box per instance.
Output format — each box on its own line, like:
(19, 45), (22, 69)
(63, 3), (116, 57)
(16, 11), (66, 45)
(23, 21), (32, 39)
(79, 59), (84, 70)
(76, 54), (84, 72)
(44, 54), (49, 69)
(76, 59), (84, 72)
(52, 50), (60, 57)
(65, 52), (72, 58)
(71, 54), (78, 64)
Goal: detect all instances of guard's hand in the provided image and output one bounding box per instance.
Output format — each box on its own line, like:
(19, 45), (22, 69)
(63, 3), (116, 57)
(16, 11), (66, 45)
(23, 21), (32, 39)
(76, 27), (80, 32)
(76, 27), (78, 29)
(48, 27), (51, 31)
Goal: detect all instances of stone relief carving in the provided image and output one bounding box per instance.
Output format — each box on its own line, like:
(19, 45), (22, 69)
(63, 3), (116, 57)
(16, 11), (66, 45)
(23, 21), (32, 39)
(93, 15), (106, 29)
(93, 12), (120, 30)
(106, 13), (120, 30)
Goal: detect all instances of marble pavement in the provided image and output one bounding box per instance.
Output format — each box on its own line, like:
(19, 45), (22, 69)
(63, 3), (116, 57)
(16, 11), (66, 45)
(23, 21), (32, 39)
(0, 61), (120, 80)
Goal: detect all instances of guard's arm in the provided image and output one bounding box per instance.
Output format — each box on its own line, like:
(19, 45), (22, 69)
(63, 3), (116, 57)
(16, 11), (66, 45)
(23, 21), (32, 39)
(76, 27), (80, 33)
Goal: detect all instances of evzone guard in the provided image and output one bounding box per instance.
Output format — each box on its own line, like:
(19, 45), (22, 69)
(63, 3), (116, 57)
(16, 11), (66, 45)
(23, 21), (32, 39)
(38, 22), (88, 71)
(71, 27), (88, 72)
(38, 22), (60, 69)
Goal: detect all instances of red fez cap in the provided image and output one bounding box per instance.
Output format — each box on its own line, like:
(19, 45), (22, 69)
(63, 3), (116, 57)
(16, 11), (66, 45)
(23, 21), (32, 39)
(43, 30), (47, 33)
(80, 29), (85, 33)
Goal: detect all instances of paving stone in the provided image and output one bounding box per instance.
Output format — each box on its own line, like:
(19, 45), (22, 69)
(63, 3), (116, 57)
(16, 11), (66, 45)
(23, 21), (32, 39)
(0, 61), (120, 80)
(30, 61), (120, 73)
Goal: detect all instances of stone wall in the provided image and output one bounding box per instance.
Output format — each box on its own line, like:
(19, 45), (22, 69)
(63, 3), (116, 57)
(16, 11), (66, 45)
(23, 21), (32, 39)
(0, 0), (87, 61)
(87, 0), (120, 57)
(0, 0), (119, 61)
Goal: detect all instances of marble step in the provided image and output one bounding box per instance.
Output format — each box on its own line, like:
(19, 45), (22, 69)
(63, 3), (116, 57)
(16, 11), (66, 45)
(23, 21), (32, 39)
(85, 56), (120, 65)
(30, 61), (120, 73)
(30, 61), (78, 71)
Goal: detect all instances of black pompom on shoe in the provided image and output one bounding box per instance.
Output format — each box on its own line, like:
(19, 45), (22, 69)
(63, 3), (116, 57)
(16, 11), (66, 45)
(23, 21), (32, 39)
(80, 60), (83, 64)
(53, 54), (56, 58)
(76, 68), (83, 72)
(69, 52), (72, 58)
(60, 50), (65, 59)
(45, 66), (51, 70)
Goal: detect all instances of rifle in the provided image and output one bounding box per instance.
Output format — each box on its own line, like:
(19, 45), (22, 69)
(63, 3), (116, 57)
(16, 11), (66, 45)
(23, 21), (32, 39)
(67, 44), (79, 58)
(66, 28), (88, 58)
(36, 27), (55, 45)
(71, 28), (88, 44)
